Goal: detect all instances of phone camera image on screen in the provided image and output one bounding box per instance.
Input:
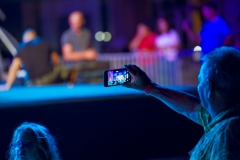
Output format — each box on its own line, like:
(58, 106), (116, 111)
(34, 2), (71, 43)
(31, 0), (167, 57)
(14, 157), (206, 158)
(104, 68), (131, 87)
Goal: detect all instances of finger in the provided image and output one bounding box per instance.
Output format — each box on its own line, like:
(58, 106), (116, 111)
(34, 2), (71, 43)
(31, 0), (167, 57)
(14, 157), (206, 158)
(127, 70), (135, 81)
(124, 65), (138, 77)
(130, 75), (135, 83)
(124, 64), (136, 70)
(132, 65), (144, 73)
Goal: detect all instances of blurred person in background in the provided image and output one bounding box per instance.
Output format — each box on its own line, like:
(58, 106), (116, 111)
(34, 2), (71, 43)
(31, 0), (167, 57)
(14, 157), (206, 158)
(182, 2), (232, 57)
(0, 28), (76, 91)
(129, 21), (157, 53)
(155, 17), (181, 62)
(129, 21), (157, 78)
(61, 11), (97, 62)
(7, 122), (61, 160)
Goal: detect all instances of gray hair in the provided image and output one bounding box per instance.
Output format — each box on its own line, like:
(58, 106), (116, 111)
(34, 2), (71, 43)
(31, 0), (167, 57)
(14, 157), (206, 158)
(202, 46), (240, 101)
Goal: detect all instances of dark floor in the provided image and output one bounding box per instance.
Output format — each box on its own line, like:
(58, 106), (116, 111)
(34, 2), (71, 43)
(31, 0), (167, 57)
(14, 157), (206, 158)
(0, 84), (202, 160)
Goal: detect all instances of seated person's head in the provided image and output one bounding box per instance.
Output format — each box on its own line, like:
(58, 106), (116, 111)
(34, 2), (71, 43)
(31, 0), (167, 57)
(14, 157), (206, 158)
(7, 122), (60, 160)
(68, 11), (85, 33)
(22, 28), (38, 43)
(157, 17), (171, 33)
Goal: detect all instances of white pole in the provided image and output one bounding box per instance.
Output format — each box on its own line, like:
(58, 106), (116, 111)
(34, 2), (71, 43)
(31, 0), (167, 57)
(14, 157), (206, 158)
(0, 27), (17, 56)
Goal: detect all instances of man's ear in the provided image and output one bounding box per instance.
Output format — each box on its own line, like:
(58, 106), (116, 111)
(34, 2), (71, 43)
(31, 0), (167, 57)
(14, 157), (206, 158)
(207, 80), (213, 98)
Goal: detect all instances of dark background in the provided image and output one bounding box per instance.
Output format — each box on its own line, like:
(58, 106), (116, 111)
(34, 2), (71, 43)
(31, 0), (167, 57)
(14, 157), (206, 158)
(0, 0), (240, 55)
(0, 89), (203, 160)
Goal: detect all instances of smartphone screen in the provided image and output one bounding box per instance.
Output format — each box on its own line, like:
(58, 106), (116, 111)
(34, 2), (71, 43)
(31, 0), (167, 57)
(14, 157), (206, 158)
(104, 68), (131, 87)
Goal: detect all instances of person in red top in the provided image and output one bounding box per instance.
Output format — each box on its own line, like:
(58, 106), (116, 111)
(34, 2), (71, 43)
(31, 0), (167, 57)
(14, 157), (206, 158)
(129, 22), (156, 53)
(129, 22), (157, 78)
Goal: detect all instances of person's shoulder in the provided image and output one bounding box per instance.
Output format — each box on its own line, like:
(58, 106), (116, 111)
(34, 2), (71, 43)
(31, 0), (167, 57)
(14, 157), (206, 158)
(224, 116), (240, 127)
(169, 29), (179, 35)
(16, 41), (34, 57)
(61, 28), (72, 37)
(61, 29), (73, 44)
(202, 20), (210, 27)
(33, 38), (48, 46)
(32, 39), (53, 50)
(211, 116), (240, 159)
(17, 40), (37, 51)
(217, 116), (240, 136)
(215, 16), (229, 25)
(17, 42), (27, 50)
(217, 16), (227, 22)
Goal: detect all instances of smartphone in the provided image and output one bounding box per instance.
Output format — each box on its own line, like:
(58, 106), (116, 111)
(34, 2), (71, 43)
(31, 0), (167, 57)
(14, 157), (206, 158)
(104, 68), (131, 87)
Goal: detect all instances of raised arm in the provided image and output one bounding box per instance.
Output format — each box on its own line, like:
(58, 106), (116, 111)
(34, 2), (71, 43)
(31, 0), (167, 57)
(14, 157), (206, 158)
(0, 57), (21, 91)
(123, 64), (201, 123)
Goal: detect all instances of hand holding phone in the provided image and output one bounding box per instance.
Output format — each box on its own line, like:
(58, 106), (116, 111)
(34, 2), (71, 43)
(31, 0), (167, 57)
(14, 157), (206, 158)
(104, 68), (131, 87)
(122, 65), (154, 91)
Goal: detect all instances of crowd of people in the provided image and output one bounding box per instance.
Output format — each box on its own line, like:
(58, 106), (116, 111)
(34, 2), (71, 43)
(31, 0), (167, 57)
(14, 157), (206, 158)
(0, 2), (238, 90)
(6, 45), (240, 160)
(129, 2), (233, 62)
(0, 11), (96, 91)
(129, 17), (181, 62)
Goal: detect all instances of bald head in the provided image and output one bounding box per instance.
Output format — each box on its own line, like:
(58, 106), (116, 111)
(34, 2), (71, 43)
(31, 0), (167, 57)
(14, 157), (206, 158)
(22, 28), (37, 43)
(68, 11), (85, 33)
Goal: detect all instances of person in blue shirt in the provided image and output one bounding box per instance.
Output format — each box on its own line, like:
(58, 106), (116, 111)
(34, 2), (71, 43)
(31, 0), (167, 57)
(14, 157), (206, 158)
(183, 2), (232, 56)
(0, 28), (76, 91)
